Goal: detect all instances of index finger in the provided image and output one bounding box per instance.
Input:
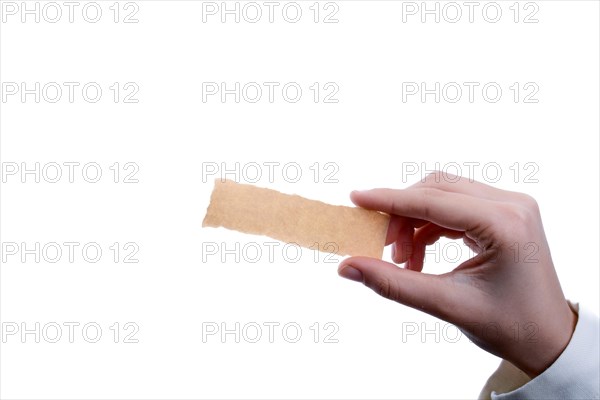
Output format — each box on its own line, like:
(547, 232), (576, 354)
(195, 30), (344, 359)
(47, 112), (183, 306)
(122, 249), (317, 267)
(351, 187), (496, 233)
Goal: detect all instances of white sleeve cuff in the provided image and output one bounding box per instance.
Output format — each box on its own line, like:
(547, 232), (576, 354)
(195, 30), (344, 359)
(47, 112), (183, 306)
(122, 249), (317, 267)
(480, 302), (599, 400)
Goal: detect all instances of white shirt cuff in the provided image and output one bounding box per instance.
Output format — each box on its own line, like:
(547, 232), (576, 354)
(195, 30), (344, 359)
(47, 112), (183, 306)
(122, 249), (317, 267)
(479, 302), (599, 400)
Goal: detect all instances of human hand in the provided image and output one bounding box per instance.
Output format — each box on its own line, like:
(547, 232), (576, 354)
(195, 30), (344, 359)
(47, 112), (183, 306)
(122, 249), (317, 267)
(338, 172), (577, 378)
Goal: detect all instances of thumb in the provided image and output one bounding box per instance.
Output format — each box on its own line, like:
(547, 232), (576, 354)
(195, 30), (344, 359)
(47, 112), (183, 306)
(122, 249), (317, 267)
(338, 256), (451, 319)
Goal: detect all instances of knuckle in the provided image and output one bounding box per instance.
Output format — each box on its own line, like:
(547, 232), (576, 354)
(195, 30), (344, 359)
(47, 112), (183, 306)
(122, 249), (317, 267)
(416, 187), (442, 219)
(493, 201), (539, 240)
(504, 204), (529, 224)
(517, 193), (540, 213)
(419, 187), (443, 199)
(424, 171), (442, 184)
(368, 276), (396, 301)
(423, 170), (459, 185)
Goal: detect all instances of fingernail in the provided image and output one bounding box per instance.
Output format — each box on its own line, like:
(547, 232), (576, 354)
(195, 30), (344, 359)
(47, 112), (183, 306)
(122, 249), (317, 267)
(338, 265), (363, 282)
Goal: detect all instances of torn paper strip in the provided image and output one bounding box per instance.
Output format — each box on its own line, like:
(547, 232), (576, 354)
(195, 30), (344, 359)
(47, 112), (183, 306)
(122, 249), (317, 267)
(202, 180), (390, 259)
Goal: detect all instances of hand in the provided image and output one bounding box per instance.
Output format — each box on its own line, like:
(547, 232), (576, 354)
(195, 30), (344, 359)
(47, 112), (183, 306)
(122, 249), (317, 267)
(338, 172), (577, 378)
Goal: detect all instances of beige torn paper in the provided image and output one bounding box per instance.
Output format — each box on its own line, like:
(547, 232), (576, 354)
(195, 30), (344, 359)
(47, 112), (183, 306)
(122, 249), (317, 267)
(202, 180), (390, 259)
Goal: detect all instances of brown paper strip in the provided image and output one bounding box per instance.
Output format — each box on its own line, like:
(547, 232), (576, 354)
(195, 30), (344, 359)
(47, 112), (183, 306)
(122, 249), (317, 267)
(202, 180), (390, 259)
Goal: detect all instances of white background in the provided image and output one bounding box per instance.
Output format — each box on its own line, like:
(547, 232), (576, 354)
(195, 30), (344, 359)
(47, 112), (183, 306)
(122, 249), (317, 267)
(1, 1), (598, 398)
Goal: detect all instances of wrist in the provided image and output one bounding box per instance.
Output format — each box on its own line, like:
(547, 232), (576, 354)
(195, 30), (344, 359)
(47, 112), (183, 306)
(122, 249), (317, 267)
(517, 303), (578, 378)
